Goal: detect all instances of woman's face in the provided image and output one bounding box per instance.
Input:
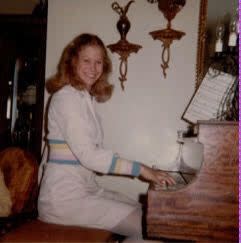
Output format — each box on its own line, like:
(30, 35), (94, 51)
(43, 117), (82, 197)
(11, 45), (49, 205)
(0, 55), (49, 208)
(76, 45), (104, 91)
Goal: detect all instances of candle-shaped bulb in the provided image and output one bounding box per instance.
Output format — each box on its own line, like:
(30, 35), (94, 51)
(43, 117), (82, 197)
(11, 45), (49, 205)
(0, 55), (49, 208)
(216, 23), (225, 39)
(228, 14), (238, 46)
(215, 22), (225, 52)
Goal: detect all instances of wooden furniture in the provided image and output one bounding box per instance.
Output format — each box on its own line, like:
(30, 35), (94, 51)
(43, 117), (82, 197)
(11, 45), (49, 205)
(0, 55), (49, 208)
(0, 15), (47, 162)
(0, 147), (121, 243)
(1, 220), (118, 243)
(146, 121), (238, 242)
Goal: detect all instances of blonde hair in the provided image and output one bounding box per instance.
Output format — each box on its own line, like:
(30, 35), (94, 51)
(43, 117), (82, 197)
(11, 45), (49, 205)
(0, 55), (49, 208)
(46, 33), (113, 102)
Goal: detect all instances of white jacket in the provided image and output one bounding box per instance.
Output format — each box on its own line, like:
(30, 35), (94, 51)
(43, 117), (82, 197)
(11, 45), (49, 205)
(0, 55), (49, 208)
(38, 85), (140, 230)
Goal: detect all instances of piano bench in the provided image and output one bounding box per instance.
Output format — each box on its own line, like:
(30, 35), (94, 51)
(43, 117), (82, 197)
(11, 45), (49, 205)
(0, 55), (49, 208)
(1, 219), (121, 242)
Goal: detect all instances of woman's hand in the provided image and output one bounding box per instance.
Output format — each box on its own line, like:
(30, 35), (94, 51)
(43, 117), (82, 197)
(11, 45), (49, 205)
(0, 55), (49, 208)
(139, 164), (176, 186)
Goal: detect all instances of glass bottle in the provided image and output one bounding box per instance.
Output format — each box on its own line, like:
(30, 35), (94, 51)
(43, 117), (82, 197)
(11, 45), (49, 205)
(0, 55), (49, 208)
(172, 130), (185, 172)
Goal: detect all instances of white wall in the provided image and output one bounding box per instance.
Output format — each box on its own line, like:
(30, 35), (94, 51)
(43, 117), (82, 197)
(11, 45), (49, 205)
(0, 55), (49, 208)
(45, 0), (201, 200)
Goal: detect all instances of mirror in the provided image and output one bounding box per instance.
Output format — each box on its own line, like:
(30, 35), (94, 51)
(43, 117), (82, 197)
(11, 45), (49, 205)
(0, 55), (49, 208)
(195, 0), (238, 89)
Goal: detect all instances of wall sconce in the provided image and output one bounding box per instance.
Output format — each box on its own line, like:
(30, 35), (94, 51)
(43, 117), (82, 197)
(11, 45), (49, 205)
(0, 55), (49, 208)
(147, 0), (186, 78)
(107, 1), (142, 90)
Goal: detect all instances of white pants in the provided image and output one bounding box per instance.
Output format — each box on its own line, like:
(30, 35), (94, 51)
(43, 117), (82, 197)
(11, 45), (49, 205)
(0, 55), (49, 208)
(111, 208), (163, 243)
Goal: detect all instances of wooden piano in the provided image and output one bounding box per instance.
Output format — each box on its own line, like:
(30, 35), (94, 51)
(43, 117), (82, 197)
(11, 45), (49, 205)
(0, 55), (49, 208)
(146, 121), (238, 242)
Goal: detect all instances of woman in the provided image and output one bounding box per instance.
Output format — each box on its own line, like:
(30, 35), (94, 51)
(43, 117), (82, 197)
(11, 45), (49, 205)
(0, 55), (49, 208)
(38, 33), (175, 242)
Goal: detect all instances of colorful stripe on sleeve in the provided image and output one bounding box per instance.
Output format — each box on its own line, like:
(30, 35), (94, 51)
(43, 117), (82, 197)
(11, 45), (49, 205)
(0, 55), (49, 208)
(108, 155), (141, 176)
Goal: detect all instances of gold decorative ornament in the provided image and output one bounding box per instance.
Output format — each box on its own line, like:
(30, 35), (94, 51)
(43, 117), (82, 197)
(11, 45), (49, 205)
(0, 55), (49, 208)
(107, 1), (142, 90)
(147, 0), (186, 78)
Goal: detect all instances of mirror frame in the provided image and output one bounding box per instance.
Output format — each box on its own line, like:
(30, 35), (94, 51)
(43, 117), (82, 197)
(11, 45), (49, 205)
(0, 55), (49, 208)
(195, 0), (208, 89)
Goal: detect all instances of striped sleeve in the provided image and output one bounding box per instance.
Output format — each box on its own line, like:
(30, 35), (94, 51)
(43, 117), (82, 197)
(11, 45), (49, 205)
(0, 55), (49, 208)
(108, 155), (141, 177)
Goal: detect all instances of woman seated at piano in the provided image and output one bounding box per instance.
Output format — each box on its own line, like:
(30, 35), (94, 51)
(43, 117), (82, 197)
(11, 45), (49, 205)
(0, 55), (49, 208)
(38, 33), (175, 242)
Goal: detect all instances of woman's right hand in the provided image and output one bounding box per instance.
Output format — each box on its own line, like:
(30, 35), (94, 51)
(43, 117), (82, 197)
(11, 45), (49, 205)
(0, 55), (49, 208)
(139, 164), (176, 186)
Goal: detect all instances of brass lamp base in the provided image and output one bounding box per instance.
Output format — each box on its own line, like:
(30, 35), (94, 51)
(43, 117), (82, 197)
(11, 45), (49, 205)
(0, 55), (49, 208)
(107, 39), (142, 90)
(149, 28), (185, 77)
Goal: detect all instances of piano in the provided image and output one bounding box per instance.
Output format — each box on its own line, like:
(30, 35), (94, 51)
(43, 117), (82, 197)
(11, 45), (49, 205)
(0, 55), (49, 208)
(146, 121), (238, 242)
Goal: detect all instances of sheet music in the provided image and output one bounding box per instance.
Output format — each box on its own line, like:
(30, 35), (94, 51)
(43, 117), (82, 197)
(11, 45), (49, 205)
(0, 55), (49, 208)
(182, 68), (236, 124)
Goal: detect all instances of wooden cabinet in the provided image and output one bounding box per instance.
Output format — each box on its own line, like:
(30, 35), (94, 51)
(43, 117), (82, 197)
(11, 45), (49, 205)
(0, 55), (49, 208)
(0, 15), (47, 162)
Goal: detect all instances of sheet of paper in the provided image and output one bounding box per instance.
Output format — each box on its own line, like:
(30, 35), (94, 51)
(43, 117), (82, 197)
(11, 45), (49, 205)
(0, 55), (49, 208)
(182, 68), (236, 124)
